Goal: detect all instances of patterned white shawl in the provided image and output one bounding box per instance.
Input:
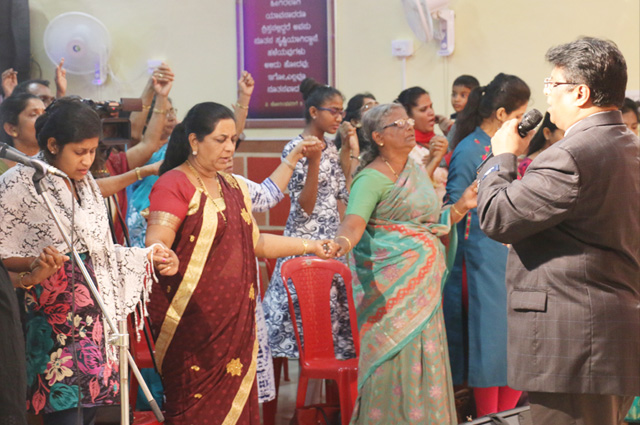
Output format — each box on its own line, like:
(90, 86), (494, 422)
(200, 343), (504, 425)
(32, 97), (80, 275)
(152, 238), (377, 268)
(0, 158), (154, 346)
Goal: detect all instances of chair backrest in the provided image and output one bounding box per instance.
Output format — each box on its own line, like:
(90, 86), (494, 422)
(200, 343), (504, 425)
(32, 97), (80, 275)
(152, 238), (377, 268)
(281, 256), (359, 362)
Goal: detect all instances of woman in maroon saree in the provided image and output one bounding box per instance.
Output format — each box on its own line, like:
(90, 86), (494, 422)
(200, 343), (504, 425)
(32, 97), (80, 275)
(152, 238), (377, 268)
(146, 102), (335, 425)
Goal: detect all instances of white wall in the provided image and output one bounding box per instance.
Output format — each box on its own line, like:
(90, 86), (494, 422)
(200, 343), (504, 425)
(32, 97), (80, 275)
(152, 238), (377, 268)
(28, 0), (640, 140)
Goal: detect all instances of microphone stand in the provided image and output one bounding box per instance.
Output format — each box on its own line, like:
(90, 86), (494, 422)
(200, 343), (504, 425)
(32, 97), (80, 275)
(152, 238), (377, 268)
(32, 170), (164, 424)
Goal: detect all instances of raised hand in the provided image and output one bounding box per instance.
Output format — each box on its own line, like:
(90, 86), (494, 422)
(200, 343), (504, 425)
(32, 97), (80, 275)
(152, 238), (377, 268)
(299, 137), (324, 157)
(285, 138), (322, 168)
(339, 121), (359, 155)
(491, 119), (534, 157)
(301, 135), (324, 162)
(1, 68), (18, 97)
(237, 70), (255, 102)
(428, 135), (448, 163)
(338, 121), (354, 144)
(55, 58), (67, 98)
(152, 63), (175, 84)
(151, 63), (174, 97)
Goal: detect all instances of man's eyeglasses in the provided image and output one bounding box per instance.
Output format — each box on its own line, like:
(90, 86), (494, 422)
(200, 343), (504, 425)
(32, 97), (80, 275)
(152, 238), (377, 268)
(543, 77), (578, 96)
(382, 118), (415, 130)
(166, 108), (178, 118)
(317, 107), (346, 118)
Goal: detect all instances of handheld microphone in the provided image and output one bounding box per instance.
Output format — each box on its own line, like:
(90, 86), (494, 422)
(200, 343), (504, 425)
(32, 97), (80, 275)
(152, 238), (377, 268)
(517, 109), (543, 138)
(0, 142), (69, 179)
(476, 108), (543, 173)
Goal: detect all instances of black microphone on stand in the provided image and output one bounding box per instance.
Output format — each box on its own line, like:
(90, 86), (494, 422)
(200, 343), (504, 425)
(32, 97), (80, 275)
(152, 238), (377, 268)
(0, 142), (69, 178)
(476, 108), (543, 173)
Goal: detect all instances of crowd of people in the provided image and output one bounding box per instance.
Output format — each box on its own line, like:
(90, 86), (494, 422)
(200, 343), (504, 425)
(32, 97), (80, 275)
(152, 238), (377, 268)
(0, 36), (638, 425)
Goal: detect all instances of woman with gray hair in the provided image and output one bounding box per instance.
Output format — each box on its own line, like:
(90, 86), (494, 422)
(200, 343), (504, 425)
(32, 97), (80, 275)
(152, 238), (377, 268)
(333, 103), (477, 424)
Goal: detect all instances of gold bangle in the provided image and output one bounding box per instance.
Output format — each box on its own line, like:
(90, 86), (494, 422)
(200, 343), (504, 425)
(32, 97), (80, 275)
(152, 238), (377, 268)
(281, 157), (296, 170)
(301, 239), (309, 255)
(350, 155), (360, 161)
(135, 167), (143, 181)
(153, 107), (166, 114)
(452, 204), (466, 217)
(18, 271), (34, 290)
(336, 235), (352, 252)
(235, 103), (249, 110)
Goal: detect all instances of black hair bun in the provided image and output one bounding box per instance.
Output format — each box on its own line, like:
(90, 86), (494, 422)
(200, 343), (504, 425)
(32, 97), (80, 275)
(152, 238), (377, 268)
(299, 78), (323, 101)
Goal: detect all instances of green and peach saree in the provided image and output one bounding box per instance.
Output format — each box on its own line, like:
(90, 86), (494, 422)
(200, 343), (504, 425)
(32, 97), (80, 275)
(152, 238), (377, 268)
(346, 159), (457, 424)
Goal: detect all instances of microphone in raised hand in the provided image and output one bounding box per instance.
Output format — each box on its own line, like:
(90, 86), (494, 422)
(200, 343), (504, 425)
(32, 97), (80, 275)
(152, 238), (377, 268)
(476, 109), (543, 173)
(517, 109), (543, 137)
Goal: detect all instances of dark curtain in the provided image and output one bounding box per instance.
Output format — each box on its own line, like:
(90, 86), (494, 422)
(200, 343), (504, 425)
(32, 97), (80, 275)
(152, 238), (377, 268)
(0, 0), (31, 95)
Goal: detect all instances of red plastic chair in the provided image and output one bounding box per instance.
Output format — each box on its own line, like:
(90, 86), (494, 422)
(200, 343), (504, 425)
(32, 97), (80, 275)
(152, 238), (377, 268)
(281, 256), (360, 425)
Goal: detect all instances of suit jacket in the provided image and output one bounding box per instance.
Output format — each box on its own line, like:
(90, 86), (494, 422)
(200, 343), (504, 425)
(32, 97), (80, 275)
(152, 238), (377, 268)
(476, 110), (640, 395)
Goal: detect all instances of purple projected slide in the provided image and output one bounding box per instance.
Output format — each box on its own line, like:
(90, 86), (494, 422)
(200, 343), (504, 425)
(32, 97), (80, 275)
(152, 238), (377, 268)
(237, 0), (334, 126)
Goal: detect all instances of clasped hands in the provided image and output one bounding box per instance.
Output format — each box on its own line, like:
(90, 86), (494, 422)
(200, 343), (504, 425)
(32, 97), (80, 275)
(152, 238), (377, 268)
(338, 122), (360, 153)
(310, 237), (358, 259)
(303, 239), (343, 259)
(295, 135), (325, 162)
(19, 246), (70, 289)
(151, 63), (175, 97)
(150, 244), (179, 276)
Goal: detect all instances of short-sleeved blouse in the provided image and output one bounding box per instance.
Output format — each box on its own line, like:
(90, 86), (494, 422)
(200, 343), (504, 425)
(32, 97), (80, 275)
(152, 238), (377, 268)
(344, 168), (393, 222)
(148, 169), (199, 223)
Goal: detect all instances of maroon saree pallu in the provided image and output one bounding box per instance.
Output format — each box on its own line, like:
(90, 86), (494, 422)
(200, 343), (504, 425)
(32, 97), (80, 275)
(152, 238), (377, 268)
(149, 172), (260, 425)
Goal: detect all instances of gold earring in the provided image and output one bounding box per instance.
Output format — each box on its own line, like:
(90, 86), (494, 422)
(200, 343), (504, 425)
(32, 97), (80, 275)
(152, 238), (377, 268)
(378, 143), (384, 147)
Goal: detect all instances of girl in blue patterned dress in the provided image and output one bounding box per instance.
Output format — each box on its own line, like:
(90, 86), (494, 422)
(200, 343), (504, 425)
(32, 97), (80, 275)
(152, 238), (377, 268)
(263, 78), (358, 377)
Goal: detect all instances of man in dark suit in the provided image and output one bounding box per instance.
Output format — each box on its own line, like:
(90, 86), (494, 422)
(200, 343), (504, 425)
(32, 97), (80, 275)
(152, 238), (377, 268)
(476, 37), (640, 425)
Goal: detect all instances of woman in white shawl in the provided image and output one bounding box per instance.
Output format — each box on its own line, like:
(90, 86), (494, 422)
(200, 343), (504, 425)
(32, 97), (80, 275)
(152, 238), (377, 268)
(0, 98), (177, 425)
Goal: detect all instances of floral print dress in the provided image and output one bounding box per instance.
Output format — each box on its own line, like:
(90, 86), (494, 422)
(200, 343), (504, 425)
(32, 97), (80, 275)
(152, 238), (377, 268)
(0, 159), (154, 416)
(23, 255), (119, 414)
(262, 136), (356, 360)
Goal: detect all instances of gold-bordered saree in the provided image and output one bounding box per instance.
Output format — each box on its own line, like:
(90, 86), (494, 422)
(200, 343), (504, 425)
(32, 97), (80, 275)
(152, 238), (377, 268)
(148, 169), (260, 425)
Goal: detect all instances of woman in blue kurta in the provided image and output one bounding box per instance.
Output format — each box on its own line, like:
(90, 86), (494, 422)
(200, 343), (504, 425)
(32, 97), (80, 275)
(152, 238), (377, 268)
(444, 73), (530, 417)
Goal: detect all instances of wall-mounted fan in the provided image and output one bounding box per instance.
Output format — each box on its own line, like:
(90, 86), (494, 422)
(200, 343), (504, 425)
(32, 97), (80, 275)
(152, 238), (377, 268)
(401, 0), (455, 56)
(43, 12), (111, 85)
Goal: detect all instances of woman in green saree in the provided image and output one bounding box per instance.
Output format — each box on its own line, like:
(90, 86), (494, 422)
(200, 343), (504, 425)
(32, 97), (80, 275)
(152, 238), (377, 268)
(334, 103), (477, 424)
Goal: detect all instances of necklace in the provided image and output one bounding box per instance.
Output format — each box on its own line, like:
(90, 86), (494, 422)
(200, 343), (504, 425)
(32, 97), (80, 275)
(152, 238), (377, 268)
(381, 157), (399, 179)
(186, 161), (227, 223)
